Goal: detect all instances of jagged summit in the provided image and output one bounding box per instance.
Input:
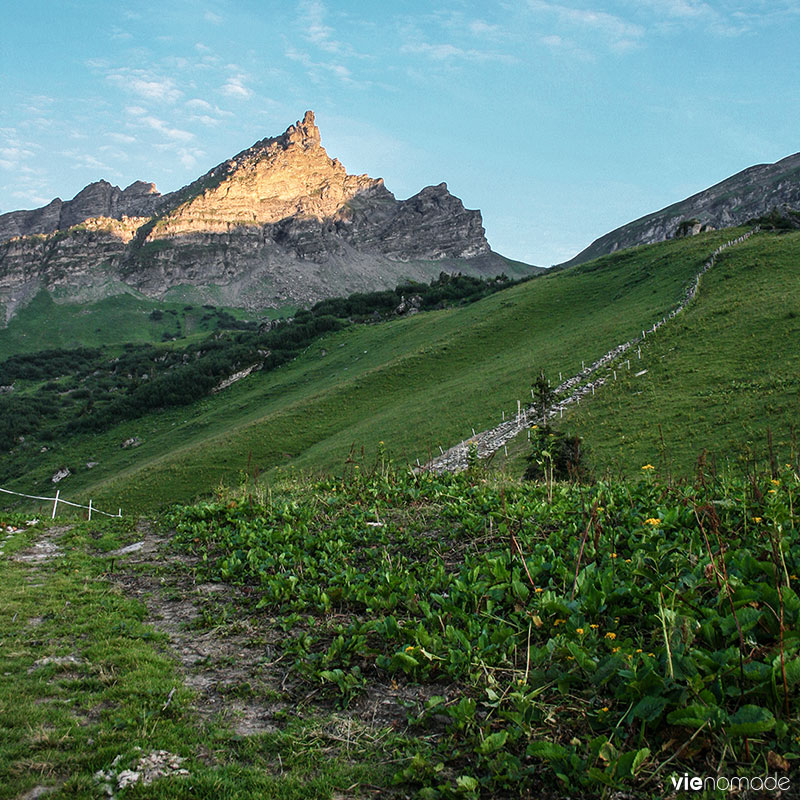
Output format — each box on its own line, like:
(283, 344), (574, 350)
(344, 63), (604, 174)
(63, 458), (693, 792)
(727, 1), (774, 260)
(0, 112), (527, 318)
(0, 179), (165, 242)
(151, 110), (386, 236)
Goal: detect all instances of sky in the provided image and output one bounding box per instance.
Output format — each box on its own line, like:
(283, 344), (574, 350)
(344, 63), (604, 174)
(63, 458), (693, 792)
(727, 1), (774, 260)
(1, 1), (799, 266)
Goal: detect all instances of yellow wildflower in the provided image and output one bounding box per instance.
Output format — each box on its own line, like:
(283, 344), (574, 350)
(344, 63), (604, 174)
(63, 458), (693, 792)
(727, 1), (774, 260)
(610, 552), (618, 559)
(648, 653), (655, 657)
(753, 517), (762, 523)
(576, 628), (585, 635)
(605, 632), (617, 640)
(590, 624), (599, 629)
(612, 647), (620, 653)
(534, 587), (544, 593)
(645, 518), (661, 526)
(624, 558), (632, 563)
(554, 619), (566, 626)
(635, 648), (643, 653)
(641, 464), (655, 471)
(771, 479), (780, 486)
(768, 489), (777, 494)
(405, 645), (414, 653)
(601, 706), (610, 713)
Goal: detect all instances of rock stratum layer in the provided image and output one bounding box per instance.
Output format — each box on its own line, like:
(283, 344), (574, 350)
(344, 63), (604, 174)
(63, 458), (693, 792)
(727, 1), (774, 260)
(0, 112), (524, 321)
(562, 152), (800, 267)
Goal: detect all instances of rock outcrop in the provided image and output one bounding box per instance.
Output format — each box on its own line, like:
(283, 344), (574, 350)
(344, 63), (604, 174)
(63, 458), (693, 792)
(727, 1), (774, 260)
(0, 111), (523, 320)
(561, 152), (800, 267)
(0, 180), (167, 242)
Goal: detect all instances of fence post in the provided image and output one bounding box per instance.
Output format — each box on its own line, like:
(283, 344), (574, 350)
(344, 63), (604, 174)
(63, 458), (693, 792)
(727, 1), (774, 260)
(88, 499), (93, 521)
(52, 490), (60, 520)
(118, 509), (122, 517)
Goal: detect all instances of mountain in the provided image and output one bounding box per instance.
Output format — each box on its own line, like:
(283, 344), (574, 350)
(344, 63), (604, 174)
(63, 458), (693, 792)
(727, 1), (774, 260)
(0, 112), (532, 322)
(561, 151), (800, 267)
(0, 180), (168, 242)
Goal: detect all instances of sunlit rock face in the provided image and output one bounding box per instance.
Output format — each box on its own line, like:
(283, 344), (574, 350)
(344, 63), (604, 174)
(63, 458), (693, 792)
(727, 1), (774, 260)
(0, 111), (513, 317)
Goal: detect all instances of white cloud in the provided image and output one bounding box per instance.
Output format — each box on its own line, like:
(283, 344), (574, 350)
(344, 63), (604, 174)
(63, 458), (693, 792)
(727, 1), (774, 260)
(401, 40), (516, 63)
(125, 106), (147, 116)
(221, 75), (253, 99)
(107, 69), (182, 104)
(186, 98), (213, 111)
(61, 150), (115, 173)
(469, 19), (502, 36)
(300, 0), (349, 55)
(0, 146), (34, 170)
(285, 47), (358, 84)
(109, 132), (137, 144)
(204, 10), (223, 24)
(527, 1), (644, 52)
(140, 116), (194, 142)
(177, 148), (205, 169)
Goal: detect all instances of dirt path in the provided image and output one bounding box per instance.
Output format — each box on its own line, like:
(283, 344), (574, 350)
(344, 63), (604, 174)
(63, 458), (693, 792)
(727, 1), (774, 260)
(105, 522), (294, 737)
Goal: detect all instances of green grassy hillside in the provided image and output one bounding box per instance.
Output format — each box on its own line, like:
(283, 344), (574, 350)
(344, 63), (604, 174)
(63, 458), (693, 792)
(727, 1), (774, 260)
(0, 290), (275, 358)
(560, 230), (800, 478)
(0, 228), (749, 514)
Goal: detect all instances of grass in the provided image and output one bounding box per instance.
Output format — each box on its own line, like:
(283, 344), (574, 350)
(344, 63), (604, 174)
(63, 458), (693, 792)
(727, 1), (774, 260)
(0, 291), (271, 359)
(1, 228), (747, 513)
(4, 465), (798, 798)
(165, 465), (800, 797)
(0, 514), (399, 799)
(562, 230), (800, 478)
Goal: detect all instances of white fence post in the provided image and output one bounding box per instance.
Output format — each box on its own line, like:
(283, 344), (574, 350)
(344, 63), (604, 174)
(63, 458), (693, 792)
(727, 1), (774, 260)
(88, 499), (93, 521)
(0, 486), (119, 519)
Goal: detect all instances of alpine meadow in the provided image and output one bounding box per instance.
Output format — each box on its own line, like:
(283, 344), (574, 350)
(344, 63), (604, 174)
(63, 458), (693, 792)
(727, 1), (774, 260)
(2, 12), (800, 798)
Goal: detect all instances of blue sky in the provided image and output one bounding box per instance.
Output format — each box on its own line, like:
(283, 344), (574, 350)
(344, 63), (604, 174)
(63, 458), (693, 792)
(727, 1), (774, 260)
(1, 1), (799, 265)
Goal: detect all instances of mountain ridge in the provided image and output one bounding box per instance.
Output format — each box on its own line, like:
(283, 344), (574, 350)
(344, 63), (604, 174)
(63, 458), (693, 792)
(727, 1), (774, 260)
(0, 111), (528, 321)
(561, 151), (800, 267)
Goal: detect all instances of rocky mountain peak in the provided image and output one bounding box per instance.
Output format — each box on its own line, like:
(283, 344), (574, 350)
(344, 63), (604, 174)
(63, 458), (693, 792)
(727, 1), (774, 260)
(0, 111), (523, 318)
(285, 110), (321, 148)
(149, 110), (385, 236)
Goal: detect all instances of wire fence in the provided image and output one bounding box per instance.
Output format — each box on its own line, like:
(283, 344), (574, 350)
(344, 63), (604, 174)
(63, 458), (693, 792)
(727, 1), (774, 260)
(424, 228), (760, 473)
(0, 486), (121, 520)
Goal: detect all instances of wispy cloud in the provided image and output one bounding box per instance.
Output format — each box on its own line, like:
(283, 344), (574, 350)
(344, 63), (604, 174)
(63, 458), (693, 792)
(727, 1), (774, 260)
(204, 10), (223, 24)
(289, 0), (368, 85)
(139, 116), (195, 142)
(0, 145), (35, 171)
(527, 1), (644, 52)
(285, 47), (358, 85)
(221, 74), (253, 99)
(106, 68), (183, 104)
(401, 40), (516, 63)
(299, 0), (351, 55)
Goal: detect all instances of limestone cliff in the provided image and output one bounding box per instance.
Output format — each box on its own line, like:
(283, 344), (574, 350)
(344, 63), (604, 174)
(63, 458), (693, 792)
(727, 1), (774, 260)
(0, 111), (521, 318)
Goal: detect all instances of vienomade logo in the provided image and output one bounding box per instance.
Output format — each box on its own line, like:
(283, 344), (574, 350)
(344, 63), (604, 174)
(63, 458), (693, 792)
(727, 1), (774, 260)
(670, 772), (792, 793)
